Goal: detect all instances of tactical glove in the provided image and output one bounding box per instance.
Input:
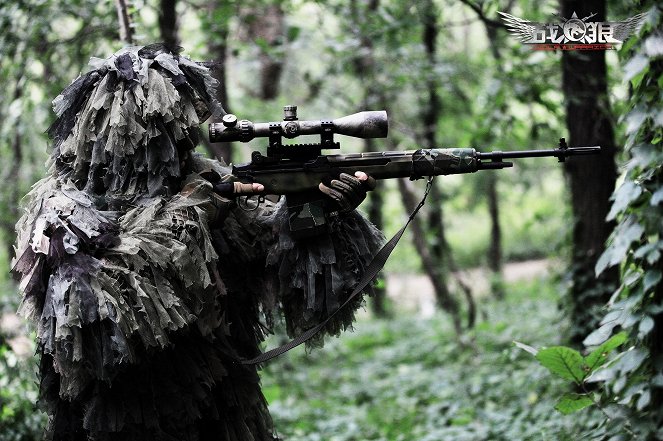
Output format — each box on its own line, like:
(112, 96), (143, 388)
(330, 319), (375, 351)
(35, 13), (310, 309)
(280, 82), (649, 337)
(318, 171), (376, 214)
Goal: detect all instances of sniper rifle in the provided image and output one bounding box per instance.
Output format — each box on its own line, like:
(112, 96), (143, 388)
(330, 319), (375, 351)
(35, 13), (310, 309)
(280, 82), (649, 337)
(210, 105), (601, 365)
(209, 105), (600, 237)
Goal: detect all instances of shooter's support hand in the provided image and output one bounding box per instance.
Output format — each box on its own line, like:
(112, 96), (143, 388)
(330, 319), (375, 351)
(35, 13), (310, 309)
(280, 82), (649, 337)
(319, 171), (377, 213)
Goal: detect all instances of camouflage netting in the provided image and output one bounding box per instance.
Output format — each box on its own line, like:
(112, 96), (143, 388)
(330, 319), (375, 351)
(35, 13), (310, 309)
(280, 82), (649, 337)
(11, 44), (383, 441)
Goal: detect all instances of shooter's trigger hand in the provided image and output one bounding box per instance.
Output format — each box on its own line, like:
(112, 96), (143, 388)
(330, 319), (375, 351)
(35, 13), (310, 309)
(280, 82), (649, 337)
(319, 171), (376, 213)
(212, 182), (265, 197)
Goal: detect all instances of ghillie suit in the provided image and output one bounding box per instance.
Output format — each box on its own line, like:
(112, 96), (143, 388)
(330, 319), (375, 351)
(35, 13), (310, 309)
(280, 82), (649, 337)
(11, 45), (382, 441)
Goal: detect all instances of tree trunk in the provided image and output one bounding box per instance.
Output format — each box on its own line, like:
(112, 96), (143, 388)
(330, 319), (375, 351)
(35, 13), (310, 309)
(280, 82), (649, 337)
(206, 1), (233, 163)
(419, 0), (477, 317)
(485, 172), (504, 297)
(420, 1), (446, 265)
(561, 0), (618, 345)
(3, 84), (23, 257)
(159, 0), (179, 50)
(241, 4), (286, 100)
(459, 0), (506, 299)
(349, 0), (389, 317)
(398, 178), (463, 335)
(364, 139), (388, 317)
(419, 2), (449, 308)
(114, 0), (134, 45)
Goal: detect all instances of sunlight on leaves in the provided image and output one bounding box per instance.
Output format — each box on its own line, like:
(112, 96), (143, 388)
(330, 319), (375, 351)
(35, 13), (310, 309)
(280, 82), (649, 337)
(555, 393), (594, 415)
(536, 347), (586, 384)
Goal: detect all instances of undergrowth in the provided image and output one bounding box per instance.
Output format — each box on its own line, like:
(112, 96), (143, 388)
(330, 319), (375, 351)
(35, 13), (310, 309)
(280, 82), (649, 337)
(261, 276), (603, 441)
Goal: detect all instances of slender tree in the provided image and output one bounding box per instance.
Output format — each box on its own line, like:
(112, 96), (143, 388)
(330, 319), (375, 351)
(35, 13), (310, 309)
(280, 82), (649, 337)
(239, 2), (286, 100)
(348, 0), (389, 317)
(398, 178), (464, 335)
(455, 0), (511, 298)
(159, 0), (180, 50)
(114, 0), (134, 45)
(419, 0), (446, 266)
(416, 0), (476, 319)
(204, 1), (233, 163)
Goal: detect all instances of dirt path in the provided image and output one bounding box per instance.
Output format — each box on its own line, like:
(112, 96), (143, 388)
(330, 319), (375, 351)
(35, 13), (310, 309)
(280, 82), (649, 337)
(385, 258), (554, 317)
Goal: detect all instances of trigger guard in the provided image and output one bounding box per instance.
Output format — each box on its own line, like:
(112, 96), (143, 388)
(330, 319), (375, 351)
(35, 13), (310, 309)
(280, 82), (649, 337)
(237, 195), (262, 212)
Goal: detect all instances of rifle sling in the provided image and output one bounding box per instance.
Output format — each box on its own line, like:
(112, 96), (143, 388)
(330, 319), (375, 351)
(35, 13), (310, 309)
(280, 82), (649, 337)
(241, 176), (435, 366)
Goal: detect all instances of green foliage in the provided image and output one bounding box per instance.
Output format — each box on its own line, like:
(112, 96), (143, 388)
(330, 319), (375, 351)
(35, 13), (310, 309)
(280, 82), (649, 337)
(535, 346), (586, 383)
(588, 3), (663, 439)
(515, 332), (627, 418)
(0, 0), (642, 438)
(555, 394), (594, 415)
(526, 3), (663, 439)
(262, 277), (604, 440)
(0, 284), (44, 440)
(0, 344), (44, 441)
(0, 0), (117, 253)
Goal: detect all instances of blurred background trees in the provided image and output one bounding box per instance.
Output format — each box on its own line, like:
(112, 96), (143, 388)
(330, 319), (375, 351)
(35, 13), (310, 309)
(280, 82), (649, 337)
(1, 0), (660, 439)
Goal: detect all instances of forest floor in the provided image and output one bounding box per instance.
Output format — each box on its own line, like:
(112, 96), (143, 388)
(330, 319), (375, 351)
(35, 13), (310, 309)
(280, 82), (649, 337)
(0, 260), (605, 440)
(261, 266), (603, 441)
(386, 258), (553, 317)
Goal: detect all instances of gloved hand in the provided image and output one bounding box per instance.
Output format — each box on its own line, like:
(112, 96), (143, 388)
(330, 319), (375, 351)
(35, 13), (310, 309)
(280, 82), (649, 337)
(210, 171), (376, 214)
(318, 171), (377, 213)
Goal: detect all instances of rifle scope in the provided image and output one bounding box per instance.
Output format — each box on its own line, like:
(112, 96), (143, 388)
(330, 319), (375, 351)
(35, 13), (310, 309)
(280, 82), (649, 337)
(209, 106), (388, 143)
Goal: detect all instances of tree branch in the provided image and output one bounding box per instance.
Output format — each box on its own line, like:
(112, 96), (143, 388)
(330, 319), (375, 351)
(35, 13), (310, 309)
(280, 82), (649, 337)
(457, 0), (506, 29)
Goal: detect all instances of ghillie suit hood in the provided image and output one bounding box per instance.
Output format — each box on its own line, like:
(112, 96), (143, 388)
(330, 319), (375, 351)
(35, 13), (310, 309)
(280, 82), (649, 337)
(48, 44), (223, 208)
(12, 44), (383, 441)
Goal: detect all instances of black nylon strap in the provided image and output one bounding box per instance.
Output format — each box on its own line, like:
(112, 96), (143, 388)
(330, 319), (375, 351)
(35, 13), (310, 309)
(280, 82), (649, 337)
(241, 177), (435, 365)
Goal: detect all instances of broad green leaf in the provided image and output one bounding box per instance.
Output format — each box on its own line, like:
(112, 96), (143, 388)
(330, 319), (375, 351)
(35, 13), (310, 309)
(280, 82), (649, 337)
(651, 187), (663, 205)
(287, 26), (301, 42)
(584, 331), (628, 371)
(584, 322), (619, 346)
(623, 54), (649, 83)
(637, 389), (651, 410)
(536, 347), (585, 383)
(638, 316), (655, 338)
(614, 349), (648, 374)
(607, 181), (642, 221)
(595, 250), (614, 276)
(645, 35), (663, 57)
(643, 270), (662, 293)
(634, 242), (662, 264)
(554, 393), (594, 415)
(623, 268), (642, 287)
(586, 363), (619, 383)
(513, 341), (538, 356)
(596, 218), (645, 275)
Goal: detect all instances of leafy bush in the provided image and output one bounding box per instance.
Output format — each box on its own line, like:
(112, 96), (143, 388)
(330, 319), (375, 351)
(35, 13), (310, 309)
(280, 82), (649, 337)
(528, 5), (663, 439)
(0, 277), (44, 440)
(261, 277), (603, 440)
(0, 343), (44, 441)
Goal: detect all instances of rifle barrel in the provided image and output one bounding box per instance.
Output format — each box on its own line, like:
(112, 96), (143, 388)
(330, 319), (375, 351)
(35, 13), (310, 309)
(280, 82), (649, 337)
(477, 146), (601, 160)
